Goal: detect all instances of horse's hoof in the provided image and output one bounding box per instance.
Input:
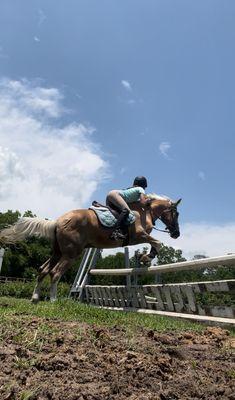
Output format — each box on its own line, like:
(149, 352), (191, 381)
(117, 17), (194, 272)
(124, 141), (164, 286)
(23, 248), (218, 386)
(31, 297), (39, 304)
(139, 254), (151, 266)
(50, 298), (57, 303)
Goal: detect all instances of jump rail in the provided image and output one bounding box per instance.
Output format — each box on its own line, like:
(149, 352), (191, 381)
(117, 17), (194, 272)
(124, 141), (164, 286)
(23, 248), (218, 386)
(70, 250), (235, 326)
(89, 254), (235, 276)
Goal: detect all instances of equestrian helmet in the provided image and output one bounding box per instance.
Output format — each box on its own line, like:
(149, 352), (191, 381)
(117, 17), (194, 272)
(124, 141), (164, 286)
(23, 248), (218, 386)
(133, 176), (148, 189)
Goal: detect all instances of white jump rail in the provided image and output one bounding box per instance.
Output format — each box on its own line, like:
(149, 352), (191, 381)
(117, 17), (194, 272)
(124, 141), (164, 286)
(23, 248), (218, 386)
(89, 254), (235, 276)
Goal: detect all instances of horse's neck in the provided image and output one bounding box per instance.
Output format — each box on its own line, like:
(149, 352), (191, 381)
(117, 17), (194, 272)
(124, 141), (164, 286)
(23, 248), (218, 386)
(150, 200), (169, 220)
(130, 203), (153, 228)
(130, 202), (144, 213)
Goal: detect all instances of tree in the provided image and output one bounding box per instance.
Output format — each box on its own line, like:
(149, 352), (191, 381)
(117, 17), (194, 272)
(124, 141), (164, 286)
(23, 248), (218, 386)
(90, 252), (126, 285)
(0, 210), (21, 229)
(0, 210), (51, 279)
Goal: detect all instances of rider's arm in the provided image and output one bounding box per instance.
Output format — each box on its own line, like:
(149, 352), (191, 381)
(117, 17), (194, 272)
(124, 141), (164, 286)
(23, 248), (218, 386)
(139, 194), (150, 206)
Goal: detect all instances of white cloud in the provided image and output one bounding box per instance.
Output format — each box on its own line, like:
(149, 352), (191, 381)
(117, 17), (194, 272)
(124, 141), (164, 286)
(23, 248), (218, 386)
(38, 9), (46, 27)
(198, 171), (206, 180)
(127, 99), (136, 105)
(0, 78), (108, 218)
(159, 141), (171, 158)
(103, 222), (235, 261)
(34, 36), (40, 42)
(160, 222), (235, 259)
(1, 78), (63, 117)
(121, 80), (132, 92)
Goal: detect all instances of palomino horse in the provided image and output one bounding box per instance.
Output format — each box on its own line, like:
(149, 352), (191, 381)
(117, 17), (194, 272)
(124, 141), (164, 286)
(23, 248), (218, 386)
(0, 195), (181, 302)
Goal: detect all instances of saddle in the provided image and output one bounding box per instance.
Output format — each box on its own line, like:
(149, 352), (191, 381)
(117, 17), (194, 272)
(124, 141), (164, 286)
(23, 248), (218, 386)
(91, 201), (119, 219)
(90, 201), (136, 229)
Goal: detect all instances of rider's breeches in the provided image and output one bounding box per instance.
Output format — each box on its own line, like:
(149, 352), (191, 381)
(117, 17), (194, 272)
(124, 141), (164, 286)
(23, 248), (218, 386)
(106, 190), (131, 213)
(106, 190), (130, 228)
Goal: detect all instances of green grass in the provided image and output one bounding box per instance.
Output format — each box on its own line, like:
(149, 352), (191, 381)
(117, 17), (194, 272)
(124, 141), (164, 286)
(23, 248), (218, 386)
(0, 296), (220, 333)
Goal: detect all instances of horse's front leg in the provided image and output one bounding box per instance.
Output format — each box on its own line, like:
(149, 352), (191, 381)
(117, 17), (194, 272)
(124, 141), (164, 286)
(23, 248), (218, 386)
(134, 231), (161, 264)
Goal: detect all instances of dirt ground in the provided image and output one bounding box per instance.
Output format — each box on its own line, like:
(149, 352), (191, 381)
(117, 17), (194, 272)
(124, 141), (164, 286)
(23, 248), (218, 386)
(0, 317), (234, 400)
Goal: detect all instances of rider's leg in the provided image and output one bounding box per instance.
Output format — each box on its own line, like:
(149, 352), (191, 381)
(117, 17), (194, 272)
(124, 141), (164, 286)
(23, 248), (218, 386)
(106, 190), (131, 239)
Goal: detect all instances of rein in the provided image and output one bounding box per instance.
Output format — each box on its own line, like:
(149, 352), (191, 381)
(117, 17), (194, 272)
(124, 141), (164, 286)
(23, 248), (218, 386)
(152, 226), (169, 234)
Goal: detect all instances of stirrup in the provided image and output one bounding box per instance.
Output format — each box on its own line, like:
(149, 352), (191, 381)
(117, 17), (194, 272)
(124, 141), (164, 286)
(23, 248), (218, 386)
(110, 228), (127, 241)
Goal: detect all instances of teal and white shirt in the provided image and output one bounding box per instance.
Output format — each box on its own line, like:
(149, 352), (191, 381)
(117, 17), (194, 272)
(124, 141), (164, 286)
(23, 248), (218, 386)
(119, 186), (145, 203)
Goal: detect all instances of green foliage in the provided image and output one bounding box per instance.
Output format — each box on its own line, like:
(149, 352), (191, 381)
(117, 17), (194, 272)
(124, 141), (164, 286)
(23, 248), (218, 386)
(138, 244), (187, 285)
(157, 244), (187, 265)
(0, 280), (70, 299)
(196, 292), (235, 307)
(90, 252), (126, 285)
(0, 210), (21, 230)
(153, 245), (235, 284)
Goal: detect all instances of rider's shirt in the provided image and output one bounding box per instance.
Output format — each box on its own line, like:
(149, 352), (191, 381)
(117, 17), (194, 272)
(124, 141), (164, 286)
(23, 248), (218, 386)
(119, 186), (145, 203)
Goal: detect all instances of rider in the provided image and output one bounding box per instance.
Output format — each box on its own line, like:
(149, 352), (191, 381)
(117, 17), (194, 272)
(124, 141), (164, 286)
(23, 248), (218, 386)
(106, 176), (149, 240)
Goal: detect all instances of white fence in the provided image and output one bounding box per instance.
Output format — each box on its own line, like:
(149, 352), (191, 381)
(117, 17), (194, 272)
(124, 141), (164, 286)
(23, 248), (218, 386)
(70, 250), (235, 325)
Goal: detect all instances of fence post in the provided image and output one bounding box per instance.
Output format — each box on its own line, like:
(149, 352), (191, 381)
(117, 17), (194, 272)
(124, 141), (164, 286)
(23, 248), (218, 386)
(124, 247), (131, 287)
(0, 248), (5, 274)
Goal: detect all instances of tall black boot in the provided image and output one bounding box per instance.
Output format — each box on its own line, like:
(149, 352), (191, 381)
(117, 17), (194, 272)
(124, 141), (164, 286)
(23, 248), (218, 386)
(110, 209), (130, 240)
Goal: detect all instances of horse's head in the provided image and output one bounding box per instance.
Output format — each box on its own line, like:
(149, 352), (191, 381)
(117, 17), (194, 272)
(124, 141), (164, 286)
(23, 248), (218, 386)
(147, 195), (181, 239)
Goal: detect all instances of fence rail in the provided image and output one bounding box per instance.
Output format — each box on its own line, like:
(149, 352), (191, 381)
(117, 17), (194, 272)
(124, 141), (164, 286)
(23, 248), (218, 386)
(89, 254), (235, 276)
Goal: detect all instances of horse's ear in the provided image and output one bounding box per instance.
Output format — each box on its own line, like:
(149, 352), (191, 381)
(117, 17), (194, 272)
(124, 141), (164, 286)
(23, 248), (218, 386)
(174, 198), (182, 206)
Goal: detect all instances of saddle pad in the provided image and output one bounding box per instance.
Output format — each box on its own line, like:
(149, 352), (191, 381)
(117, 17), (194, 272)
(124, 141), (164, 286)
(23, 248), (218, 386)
(90, 206), (136, 228)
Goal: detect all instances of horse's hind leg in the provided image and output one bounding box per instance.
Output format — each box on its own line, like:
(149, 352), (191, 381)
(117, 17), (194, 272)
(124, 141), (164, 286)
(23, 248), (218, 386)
(31, 254), (60, 303)
(49, 256), (74, 302)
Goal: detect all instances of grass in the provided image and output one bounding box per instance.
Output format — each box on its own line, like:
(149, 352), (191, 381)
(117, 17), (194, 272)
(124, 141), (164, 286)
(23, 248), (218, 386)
(0, 296), (224, 333)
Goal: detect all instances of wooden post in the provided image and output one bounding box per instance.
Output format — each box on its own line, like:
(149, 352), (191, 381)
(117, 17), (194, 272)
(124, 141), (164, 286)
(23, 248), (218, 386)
(124, 247), (131, 287)
(133, 250), (140, 286)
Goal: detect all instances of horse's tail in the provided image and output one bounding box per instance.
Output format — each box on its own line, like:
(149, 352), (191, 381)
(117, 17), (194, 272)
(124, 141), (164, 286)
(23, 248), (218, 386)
(0, 217), (57, 245)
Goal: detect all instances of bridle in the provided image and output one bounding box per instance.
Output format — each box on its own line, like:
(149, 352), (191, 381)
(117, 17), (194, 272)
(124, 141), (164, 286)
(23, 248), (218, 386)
(149, 201), (179, 236)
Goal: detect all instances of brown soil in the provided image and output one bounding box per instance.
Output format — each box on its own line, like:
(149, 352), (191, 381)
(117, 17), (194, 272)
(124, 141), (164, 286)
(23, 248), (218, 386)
(0, 317), (234, 400)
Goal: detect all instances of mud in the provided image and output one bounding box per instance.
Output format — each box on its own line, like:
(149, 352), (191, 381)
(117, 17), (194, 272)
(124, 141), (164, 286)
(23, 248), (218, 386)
(0, 317), (234, 400)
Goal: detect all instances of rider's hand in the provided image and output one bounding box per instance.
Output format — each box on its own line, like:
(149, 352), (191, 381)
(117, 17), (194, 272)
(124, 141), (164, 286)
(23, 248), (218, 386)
(145, 198), (152, 207)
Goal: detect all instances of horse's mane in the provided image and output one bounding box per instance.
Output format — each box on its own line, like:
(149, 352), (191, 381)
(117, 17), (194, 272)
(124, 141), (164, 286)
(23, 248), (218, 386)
(146, 193), (171, 201)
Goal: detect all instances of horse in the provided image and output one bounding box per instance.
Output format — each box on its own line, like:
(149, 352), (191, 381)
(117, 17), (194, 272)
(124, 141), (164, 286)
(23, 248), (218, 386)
(0, 194), (181, 302)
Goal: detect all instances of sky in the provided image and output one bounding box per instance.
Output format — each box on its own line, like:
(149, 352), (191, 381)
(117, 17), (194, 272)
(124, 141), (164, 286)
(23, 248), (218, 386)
(0, 0), (235, 258)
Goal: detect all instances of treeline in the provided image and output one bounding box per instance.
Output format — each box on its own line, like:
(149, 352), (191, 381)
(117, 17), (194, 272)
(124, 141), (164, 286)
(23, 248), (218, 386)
(0, 210), (234, 286)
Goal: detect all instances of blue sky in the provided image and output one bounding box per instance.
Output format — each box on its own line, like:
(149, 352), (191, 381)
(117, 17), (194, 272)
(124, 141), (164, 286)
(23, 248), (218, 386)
(0, 1), (235, 257)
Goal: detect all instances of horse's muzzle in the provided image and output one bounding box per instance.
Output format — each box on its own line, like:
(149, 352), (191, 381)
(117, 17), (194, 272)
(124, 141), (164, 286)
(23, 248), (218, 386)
(170, 230), (180, 239)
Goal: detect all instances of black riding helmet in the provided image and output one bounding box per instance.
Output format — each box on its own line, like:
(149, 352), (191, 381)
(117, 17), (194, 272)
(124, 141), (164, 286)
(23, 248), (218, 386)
(133, 176), (148, 189)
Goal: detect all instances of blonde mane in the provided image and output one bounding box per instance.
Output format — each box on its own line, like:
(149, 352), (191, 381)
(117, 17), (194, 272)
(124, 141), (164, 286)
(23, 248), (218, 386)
(146, 193), (171, 201)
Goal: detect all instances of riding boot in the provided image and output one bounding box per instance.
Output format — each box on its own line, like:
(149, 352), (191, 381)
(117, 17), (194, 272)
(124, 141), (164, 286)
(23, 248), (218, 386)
(110, 209), (130, 240)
